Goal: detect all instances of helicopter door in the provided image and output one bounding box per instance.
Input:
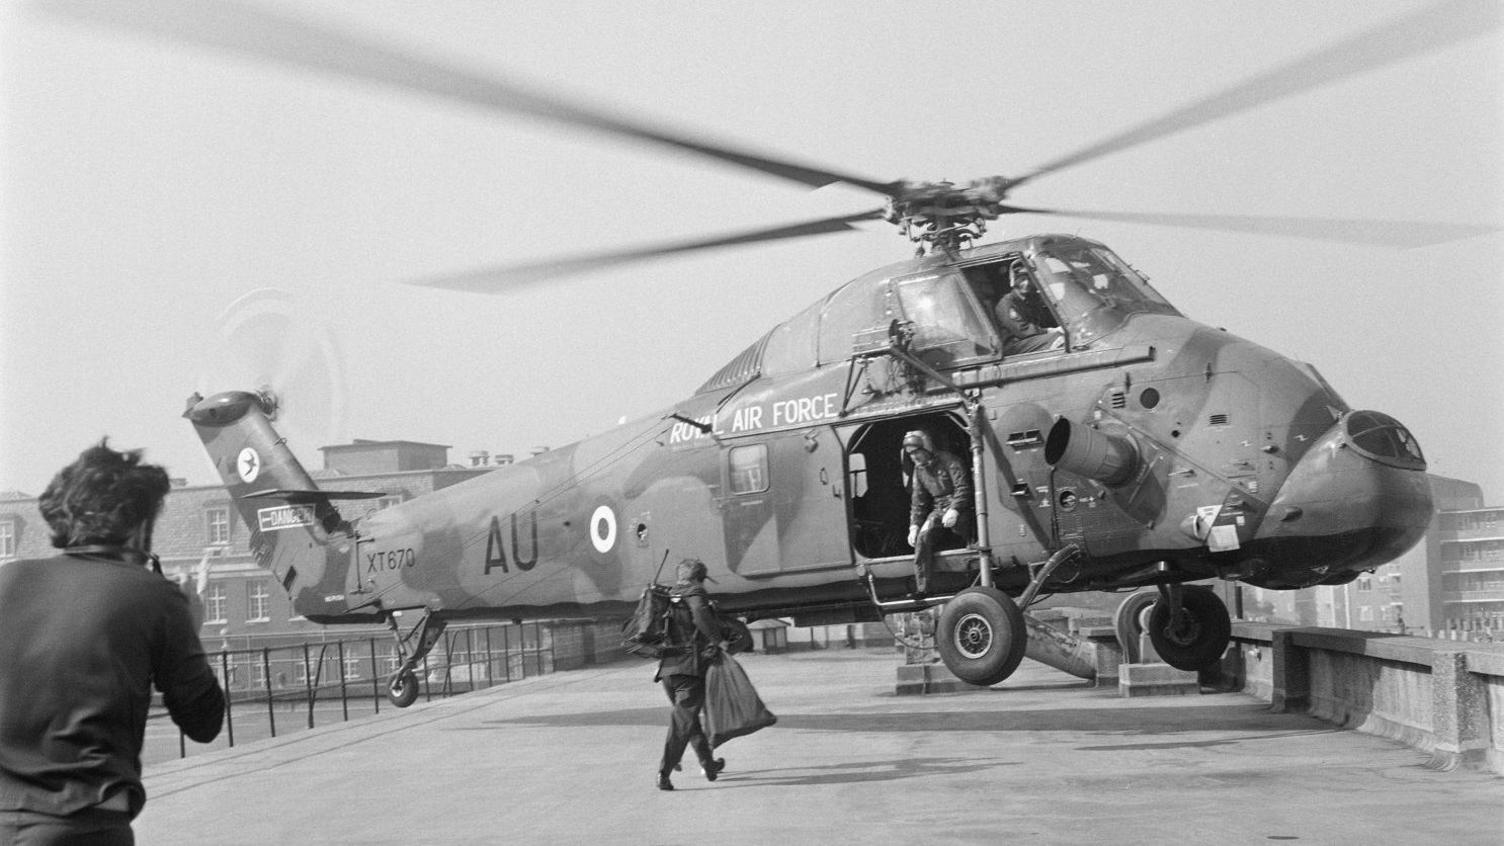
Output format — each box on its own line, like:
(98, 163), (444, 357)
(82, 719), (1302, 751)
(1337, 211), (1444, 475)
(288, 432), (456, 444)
(724, 426), (850, 577)
(770, 425), (850, 572)
(720, 440), (777, 576)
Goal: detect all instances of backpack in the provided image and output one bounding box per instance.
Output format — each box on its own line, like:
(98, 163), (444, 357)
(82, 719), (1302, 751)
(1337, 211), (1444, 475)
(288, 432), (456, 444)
(621, 584), (681, 659)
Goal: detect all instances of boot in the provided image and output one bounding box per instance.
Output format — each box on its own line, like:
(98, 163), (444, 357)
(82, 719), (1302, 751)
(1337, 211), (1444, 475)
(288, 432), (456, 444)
(657, 770), (674, 791)
(700, 757), (726, 782)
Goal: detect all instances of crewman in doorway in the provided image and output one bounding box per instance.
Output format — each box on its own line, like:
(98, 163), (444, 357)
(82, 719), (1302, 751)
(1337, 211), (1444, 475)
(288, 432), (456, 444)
(902, 430), (973, 593)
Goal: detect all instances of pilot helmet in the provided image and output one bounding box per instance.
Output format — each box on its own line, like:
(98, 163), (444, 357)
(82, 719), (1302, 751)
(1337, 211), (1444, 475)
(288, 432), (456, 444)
(901, 430), (935, 456)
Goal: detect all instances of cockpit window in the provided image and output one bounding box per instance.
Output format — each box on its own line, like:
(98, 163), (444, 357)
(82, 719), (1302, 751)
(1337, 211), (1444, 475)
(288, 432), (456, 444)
(1030, 242), (1180, 347)
(893, 271), (995, 366)
(1345, 411), (1426, 470)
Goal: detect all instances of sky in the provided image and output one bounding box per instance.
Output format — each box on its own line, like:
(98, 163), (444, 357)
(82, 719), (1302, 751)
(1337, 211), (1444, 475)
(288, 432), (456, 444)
(1, 0), (1501, 504)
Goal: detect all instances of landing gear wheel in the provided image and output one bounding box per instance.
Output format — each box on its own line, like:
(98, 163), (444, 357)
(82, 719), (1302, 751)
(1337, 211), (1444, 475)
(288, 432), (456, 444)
(387, 669), (420, 708)
(937, 586), (1028, 686)
(1147, 586), (1231, 671)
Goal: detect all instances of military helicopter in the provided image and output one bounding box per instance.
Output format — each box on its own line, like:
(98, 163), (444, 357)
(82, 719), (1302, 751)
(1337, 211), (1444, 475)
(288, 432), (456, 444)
(48, 0), (1494, 705)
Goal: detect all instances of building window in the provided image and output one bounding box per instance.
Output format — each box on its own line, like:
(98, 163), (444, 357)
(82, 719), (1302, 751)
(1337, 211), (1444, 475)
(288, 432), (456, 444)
(728, 444), (769, 494)
(1359, 606), (1374, 622)
(376, 495), (403, 510)
(1357, 576), (1373, 592)
(205, 583), (228, 624)
(206, 507), (231, 545)
(0, 521), (15, 559)
(247, 581), (271, 622)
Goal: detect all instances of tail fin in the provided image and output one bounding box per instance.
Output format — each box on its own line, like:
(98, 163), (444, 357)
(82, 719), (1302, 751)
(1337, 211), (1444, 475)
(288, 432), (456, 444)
(184, 390), (381, 619)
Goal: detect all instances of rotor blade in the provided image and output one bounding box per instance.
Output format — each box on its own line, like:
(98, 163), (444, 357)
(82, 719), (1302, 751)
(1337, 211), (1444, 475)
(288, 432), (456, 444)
(34, 0), (900, 195)
(1008, 0), (1503, 189)
(995, 205), (1498, 248)
(409, 209), (886, 293)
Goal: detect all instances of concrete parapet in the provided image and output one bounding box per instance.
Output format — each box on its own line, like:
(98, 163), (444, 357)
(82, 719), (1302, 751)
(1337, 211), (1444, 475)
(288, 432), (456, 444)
(895, 662), (973, 695)
(1231, 621), (1504, 774)
(1118, 662), (1200, 697)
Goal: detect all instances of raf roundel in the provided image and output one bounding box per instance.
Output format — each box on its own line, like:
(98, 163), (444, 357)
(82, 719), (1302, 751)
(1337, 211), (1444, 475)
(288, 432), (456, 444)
(589, 504), (617, 554)
(237, 447), (262, 484)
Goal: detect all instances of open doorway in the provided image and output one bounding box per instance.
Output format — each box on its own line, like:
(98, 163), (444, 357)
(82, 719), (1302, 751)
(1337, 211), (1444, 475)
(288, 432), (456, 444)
(847, 411), (971, 559)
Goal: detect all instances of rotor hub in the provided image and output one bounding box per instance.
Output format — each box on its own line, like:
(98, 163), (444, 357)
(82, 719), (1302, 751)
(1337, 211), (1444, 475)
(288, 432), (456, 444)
(883, 176), (1014, 253)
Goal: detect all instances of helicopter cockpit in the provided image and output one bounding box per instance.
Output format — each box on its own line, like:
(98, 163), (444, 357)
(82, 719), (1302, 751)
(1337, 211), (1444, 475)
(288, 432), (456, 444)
(890, 236), (1182, 368)
(1024, 238), (1181, 349)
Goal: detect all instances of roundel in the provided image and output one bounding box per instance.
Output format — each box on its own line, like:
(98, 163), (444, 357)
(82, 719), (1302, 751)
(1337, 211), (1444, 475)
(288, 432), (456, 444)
(589, 504), (617, 554)
(237, 447), (262, 484)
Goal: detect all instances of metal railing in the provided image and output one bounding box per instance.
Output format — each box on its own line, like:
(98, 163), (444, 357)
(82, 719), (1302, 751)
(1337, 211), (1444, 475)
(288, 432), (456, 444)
(146, 620), (595, 764)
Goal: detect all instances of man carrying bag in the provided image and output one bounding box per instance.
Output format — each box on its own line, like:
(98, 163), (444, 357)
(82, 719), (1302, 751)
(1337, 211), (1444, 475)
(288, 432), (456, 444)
(653, 559), (729, 791)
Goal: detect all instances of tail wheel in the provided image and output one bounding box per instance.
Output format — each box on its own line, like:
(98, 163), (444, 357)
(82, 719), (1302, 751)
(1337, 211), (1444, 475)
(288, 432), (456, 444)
(387, 669), (420, 708)
(937, 586), (1028, 686)
(1147, 586), (1232, 671)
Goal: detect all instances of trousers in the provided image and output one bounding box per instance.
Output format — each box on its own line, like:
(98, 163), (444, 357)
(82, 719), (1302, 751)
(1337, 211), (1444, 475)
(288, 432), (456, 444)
(659, 674), (714, 774)
(0, 809), (133, 845)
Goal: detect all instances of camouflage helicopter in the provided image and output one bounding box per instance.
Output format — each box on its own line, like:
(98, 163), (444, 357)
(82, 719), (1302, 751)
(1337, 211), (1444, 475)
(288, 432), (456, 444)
(50, 0), (1494, 705)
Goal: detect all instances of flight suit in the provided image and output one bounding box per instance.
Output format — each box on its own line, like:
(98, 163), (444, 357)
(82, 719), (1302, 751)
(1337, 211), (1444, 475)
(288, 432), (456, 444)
(909, 444), (974, 592)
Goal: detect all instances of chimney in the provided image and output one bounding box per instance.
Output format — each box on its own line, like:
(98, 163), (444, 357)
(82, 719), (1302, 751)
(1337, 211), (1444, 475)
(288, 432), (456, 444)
(469, 450), (490, 467)
(494, 454), (515, 465)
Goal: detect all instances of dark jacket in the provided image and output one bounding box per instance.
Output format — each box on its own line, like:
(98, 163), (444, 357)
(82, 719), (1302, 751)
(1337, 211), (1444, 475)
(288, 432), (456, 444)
(653, 583), (721, 681)
(0, 552), (225, 819)
(910, 449), (973, 526)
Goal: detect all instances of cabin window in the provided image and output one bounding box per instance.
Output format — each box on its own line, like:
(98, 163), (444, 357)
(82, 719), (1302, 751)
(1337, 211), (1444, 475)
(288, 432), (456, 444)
(0, 520), (15, 560)
(818, 279), (887, 365)
(761, 300), (820, 375)
(728, 444), (769, 494)
(893, 272), (994, 366)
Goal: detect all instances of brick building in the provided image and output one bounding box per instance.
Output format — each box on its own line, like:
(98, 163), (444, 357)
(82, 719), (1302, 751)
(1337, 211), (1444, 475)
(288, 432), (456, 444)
(0, 440), (494, 652)
(1242, 474), (1496, 637)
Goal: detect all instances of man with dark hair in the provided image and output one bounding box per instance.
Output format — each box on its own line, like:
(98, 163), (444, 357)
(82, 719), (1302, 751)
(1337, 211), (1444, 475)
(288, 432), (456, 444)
(654, 558), (726, 791)
(0, 440), (225, 844)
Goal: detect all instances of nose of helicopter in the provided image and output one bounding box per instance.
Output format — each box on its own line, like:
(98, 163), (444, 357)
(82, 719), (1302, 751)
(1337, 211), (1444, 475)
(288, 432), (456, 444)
(1254, 410), (1433, 574)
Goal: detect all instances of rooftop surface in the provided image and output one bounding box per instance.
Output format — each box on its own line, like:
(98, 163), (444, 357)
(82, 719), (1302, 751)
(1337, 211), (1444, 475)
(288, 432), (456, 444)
(136, 649), (1504, 845)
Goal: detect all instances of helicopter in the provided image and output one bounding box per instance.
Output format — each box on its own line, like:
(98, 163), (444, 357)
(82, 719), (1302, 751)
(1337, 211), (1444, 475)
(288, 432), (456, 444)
(44, 0), (1495, 705)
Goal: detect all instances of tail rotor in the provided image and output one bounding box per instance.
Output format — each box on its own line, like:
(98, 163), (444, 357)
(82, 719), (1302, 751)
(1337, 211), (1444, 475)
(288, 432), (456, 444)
(197, 288), (349, 465)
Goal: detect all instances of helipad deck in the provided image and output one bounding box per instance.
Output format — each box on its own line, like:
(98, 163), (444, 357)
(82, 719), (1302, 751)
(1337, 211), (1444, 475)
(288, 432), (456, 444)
(135, 649), (1503, 845)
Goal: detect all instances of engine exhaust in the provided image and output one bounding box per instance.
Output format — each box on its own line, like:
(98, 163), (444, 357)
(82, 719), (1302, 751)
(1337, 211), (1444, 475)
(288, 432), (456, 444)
(1044, 417), (1138, 486)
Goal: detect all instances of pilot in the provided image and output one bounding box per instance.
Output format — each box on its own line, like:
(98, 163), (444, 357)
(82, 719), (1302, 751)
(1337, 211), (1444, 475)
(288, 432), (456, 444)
(902, 430), (973, 593)
(0, 440), (225, 844)
(994, 264), (1061, 355)
(653, 557), (728, 791)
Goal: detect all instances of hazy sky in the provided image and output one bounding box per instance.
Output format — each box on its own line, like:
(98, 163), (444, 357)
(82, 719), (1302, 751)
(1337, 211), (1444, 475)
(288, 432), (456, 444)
(2, 1), (1501, 503)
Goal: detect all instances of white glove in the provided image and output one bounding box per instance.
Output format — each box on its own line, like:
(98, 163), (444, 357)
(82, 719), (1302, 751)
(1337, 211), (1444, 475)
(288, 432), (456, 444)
(942, 508), (960, 528)
(906, 525), (919, 547)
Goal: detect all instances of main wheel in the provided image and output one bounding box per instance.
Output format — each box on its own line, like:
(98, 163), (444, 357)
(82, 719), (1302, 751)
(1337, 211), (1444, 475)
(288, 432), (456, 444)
(387, 669), (420, 708)
(1147, 586), (1232, 671)
(936, 586), (1028, 686)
